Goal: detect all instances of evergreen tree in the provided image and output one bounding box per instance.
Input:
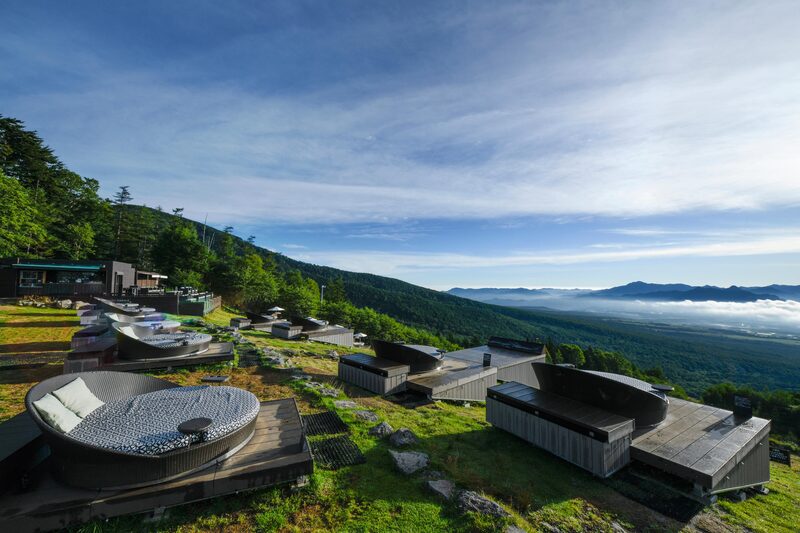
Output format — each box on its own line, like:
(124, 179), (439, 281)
(0, 170), (48, 256)
(112, 186), (133, 260)
(557, 344), (586, 366)
(151, 220), (209, 288)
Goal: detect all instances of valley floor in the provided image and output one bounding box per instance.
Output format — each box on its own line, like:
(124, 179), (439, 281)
(0, 305), (797, 532)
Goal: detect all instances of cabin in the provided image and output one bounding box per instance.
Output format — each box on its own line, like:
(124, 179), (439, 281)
(0, 258), (166, 299)
(338, 337), (547, 401)
(487, 362), (771, 500)
(271, 317), (355, 347)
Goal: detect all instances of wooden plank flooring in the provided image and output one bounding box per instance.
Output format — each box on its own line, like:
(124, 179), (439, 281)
(0, 412), (44, 492)
(631, 397), (770, 488)
(100, 342), (235, 372)
(0, 398), (313, 530)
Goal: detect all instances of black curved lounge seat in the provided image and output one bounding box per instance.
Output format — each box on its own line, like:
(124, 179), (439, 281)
(372, 339), (445, 373)
(533, 362), (668, 427)
(245, 311), (274, 324)
(112, 322), (212, 360)
(25, 371), (259, 489)
(294, 316), (328, 331)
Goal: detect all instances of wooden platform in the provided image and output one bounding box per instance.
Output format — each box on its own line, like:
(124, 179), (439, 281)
(406, 359), (497, 401)
(0, 412), (44, 493)
(0, 398), (313, 530)
(338, 354), (409, 395)
(631, 397), (771, 494)
(487, 382), (632, 477)
(100, 342), (235, 372)
(446, 345), (546, 387)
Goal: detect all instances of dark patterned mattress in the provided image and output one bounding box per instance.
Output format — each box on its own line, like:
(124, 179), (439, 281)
(140, 332), (213, 349)
(68, 386), (260, 455)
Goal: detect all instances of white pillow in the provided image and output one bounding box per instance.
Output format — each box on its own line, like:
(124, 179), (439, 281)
(32, 393), (83, 433)
(51, 377), (105, 418)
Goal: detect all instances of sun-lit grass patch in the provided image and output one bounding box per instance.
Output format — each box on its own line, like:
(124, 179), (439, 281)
(1, 305), (797, 532)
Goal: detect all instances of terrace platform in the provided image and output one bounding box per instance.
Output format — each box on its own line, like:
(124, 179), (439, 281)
(64, 342), (235, 374)
(631, 397), (771, 496)
(338, 353), (409, 395)
(445, 339), (546, 387)
(0, 412), (44, 493)
(486, 382), (632, 477)
(406, 359), (498, 401)
(0, 398), (313, 530)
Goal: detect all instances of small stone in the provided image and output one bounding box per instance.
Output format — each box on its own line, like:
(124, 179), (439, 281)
(463, 402), (471, 408)
(354, 410), (379, 422)
(456, 490), (510, 518)
(326, 350), (339, 360)
(426, 470), (445, 480)
(292, 374), (312, 381)
(281, 348), (298, 356)
(505, 526), (526, 533)
(610, 522), (629, 533)
(389, 428), (418, 447)
(389, 450), (429, 475)
(304, 381), (323, 388)
(334, 400), (357, 409)
(426, 479), (455, 500)
(58, 299), (73, 309)
(319, 388), (340, 398)
(538, 523), (562, 533)
(368, 421), (394, 437)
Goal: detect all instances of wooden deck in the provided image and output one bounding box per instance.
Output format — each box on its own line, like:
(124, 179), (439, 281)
(445, 345), (546, 387)
(0, 412), (44, 492)
(100, 342), (235, 372)
(488, 382), (634, 443)
(0, 399), (313, 530)
(487, 382), (632, 477)
(631, 397), (770, 493)
(406, 359), (497, 401)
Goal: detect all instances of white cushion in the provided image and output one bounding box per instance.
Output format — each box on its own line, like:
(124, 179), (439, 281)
(51, 377), (105, 418)
(32, 393), (83, 433)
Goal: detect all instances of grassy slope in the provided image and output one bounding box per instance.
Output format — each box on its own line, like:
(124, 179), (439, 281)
(0, 306), (796, 532)
(274, 257), (800, 396)
(133, 206), (800, 395)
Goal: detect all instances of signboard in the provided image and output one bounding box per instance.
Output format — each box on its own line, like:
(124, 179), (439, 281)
(733, 395), (753, 419)
(483, 352), (492, 367)
(769, 447), (792, 466)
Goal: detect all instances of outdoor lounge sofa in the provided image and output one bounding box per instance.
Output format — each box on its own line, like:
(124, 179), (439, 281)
(26, 371), (259, 489)
(104, 311), (167, 323)
(112, 321), (212, 360)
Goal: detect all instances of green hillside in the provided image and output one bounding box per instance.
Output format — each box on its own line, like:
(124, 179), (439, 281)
(3, 114), (798, 397)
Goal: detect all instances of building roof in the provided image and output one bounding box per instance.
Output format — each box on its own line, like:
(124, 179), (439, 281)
(10, 263), (102, 271)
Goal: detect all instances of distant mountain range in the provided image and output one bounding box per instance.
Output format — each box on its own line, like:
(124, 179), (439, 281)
(448, 281), (800, 303)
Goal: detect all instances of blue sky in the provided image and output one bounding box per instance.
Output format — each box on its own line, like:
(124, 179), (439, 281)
(3, 1), (800, 289)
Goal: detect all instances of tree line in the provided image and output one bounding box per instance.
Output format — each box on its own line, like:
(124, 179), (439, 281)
(0, 115), (457, 350)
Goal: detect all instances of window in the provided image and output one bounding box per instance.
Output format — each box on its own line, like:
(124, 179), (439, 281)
(19, 270), (44, 287)
(54, 271), (102, 284)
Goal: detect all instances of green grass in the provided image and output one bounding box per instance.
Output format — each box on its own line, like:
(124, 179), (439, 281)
(1, 306), (798, 532)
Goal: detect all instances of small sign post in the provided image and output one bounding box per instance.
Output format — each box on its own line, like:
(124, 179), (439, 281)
(483, 352), (492, 367)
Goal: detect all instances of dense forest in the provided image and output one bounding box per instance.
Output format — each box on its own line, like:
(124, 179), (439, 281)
(1, 115), (797, 441)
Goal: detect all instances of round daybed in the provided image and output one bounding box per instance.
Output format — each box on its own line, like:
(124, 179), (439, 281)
(105, 311), (167, 324)
(112, 322), (212, 360)
(26, 371), (259, 489)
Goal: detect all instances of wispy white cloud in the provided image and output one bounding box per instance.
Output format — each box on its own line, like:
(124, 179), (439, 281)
(280, 243), (307, 250)
(4, 2), (800, 226)
(290, 233), (800, 276)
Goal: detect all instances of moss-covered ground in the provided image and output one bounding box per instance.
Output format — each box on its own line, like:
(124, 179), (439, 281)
(0, 305), (797, 532)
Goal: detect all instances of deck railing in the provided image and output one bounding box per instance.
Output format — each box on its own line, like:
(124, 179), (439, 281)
(17, 282), (106, 297)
